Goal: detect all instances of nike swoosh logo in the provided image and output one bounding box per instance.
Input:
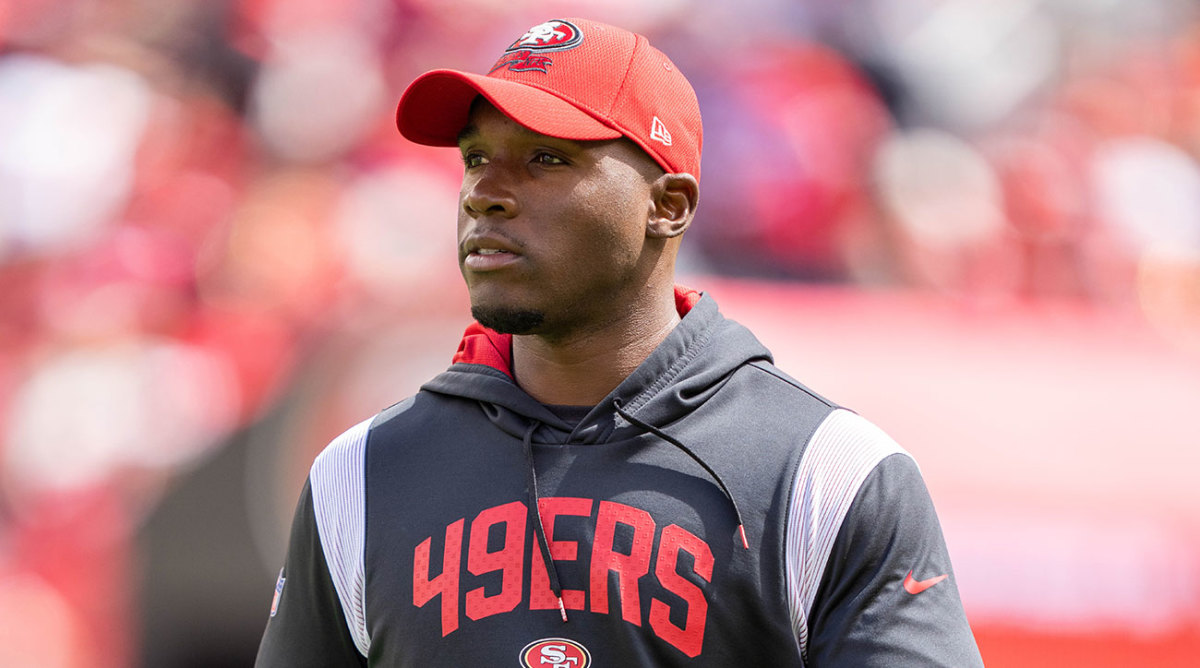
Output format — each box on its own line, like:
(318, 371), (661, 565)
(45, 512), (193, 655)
(903, 569), (948, 595)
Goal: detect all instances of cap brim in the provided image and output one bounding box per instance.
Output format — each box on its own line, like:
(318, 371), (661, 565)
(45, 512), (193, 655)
(396, 69), (622, 147)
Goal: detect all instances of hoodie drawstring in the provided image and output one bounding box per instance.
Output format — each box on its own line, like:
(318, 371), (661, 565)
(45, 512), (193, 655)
(613, 398), (750, 550)
(521, 420), (569, 622)
(522, 400), (749, 627)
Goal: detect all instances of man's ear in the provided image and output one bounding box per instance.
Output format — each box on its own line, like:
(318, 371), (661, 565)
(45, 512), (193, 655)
(646, 173), (699, 239)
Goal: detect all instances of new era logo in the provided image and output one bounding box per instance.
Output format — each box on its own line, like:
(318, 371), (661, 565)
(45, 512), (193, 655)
(650, 116), (672, 146)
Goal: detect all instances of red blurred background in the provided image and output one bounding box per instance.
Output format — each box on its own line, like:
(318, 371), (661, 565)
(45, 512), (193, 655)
(2, 1), (1199, 666)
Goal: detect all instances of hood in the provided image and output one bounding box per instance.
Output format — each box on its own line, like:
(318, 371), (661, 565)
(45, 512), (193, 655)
(420, 286), (774, 444)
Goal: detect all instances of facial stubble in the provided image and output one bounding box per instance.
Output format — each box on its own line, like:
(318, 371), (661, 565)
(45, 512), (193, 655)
(470, 305), (545, 335)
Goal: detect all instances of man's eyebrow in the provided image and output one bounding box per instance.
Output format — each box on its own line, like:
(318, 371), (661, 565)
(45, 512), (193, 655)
(456, 124), (479, 146)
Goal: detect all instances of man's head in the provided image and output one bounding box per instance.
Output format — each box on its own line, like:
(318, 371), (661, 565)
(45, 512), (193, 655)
(395, 19), (702, 338)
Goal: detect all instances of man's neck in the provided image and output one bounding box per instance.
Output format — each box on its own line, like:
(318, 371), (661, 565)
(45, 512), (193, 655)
(510, 297), (681, 406)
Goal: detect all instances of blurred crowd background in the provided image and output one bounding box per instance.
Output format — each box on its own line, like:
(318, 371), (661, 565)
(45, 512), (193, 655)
(2, 0), (1200, 666)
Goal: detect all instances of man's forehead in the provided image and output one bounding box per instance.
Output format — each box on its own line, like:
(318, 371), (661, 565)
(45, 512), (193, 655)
(456, 98), (583, 147)
(456, 96), (663, 177)
(457, 100), (550, 144)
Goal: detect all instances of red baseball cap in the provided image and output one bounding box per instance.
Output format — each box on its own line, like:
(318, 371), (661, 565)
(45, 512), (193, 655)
(395, 18), (702, 179)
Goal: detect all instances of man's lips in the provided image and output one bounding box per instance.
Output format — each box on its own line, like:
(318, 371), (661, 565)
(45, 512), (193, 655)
(461, 235), (523, 272)
(463, 248), (521, 271)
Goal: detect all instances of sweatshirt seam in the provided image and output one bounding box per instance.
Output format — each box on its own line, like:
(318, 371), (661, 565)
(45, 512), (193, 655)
(747, 360), (837, 409)
(623, 324), (714, 414)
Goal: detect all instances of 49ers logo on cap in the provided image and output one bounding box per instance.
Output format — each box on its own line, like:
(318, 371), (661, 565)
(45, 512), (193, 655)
(519, 638), (591, 668)
(508, 20), (583, 52)
(491, 20), (583, 74)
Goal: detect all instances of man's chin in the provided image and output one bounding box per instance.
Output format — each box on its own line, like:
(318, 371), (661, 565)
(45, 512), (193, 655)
(470, 305), (545, 335)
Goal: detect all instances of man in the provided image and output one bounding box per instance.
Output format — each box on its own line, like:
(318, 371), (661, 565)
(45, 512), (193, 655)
(256, 18), (983, 667)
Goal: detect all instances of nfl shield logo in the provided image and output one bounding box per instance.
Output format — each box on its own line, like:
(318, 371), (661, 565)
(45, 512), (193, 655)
(270, 569), (286, 617)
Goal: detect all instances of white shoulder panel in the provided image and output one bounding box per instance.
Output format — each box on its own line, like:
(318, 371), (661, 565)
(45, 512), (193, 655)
(785, 408), (911, 660)
(310, 417), (373, 657)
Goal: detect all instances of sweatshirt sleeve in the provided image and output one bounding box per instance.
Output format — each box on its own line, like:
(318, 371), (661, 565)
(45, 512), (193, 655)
(256, 418), (373, 667)
(805, 453), (983, 666)
(255, 480), (368, 667)
(787, 409), (982, 667)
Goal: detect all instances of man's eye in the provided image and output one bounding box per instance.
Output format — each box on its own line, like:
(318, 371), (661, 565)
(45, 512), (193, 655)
(534, 152), (566, 166)
(462, 153), (486, 168)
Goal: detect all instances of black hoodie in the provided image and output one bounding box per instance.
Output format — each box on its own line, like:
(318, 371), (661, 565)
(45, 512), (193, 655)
(257, 288), (983, 667)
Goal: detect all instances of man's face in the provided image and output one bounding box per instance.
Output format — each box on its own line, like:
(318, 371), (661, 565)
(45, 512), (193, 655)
(456, 100), (661, 338)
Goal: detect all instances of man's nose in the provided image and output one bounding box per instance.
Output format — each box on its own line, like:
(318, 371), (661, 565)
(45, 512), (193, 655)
(462, 166), (520, 218)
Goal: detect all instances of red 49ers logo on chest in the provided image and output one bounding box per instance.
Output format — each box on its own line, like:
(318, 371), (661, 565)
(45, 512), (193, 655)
(412, 497), (715, 658)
